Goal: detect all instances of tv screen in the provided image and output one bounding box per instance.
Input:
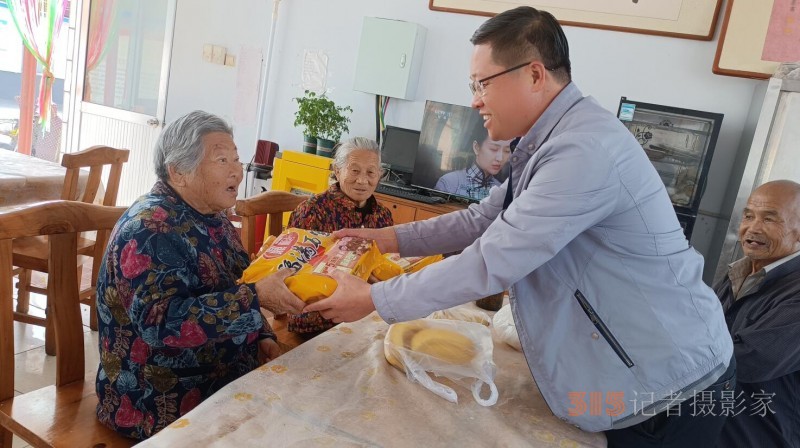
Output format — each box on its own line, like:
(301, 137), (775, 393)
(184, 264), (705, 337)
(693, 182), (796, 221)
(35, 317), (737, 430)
(380, 125), (420, 177)
(411, 100), (512, 201)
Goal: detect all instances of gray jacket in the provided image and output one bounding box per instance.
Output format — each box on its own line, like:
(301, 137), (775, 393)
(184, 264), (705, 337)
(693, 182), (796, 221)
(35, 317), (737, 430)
(371, 83), (733, 432)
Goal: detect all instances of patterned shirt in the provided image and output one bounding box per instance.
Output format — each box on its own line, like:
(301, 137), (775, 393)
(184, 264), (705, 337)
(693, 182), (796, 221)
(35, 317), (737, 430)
(288, 182), (393, 232)
(287, 183), (393, 333)
(434, 163), (501, 200)
(95, 181), (274, 440)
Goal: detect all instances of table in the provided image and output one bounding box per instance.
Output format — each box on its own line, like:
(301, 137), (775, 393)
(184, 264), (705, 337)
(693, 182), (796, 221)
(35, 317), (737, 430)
(138, 305), (606, 448)
(0, 150), (85, 207)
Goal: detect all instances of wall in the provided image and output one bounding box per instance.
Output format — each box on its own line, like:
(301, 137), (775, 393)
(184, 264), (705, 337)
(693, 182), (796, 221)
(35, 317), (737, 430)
(167, 0), (761, 282)
(166, 0), (270, 168)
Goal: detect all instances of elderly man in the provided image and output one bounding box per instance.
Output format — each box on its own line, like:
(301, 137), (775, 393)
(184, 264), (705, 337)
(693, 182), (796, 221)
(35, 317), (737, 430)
(715, 180), (800, 447)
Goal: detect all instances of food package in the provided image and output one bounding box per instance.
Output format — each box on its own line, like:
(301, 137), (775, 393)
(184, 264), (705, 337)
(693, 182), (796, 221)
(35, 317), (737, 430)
(371, 253), (443, 281)
(239, 228), (382, 302)
(384, 318), (498, 406)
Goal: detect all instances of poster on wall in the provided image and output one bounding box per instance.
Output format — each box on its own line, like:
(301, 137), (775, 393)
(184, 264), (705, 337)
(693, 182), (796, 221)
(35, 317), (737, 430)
(429, 0), (723, 40)
(714, 0), (799, 79)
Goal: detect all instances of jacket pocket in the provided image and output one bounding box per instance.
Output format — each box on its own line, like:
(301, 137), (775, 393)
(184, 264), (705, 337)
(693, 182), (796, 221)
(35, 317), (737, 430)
(574, 289), (634, 368)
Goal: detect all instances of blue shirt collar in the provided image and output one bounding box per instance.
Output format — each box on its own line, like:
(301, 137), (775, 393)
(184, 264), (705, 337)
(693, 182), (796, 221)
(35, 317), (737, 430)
(516, 82), (584, 154)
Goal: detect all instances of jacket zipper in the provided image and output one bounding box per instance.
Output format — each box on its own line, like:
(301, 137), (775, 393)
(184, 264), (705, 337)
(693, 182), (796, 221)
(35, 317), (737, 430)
(574, 290), (634, 368)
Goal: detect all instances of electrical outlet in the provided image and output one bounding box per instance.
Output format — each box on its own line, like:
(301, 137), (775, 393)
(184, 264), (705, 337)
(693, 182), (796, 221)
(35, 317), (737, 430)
(202, 44), (213, 62)
(211, 45), (227, 65)
(224, 54), (236, 67)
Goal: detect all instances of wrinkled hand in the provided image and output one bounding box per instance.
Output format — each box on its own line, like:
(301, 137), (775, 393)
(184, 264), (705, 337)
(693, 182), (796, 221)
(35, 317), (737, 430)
(254, 268), (306, 315)
(333, 227), (399, 254)
(303, 270), (375, 323)
(258, 338), (281, 364)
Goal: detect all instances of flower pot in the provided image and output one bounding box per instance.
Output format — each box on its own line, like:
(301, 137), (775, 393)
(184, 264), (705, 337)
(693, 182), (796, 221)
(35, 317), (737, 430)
(316, 138), (336, 158)
(302, 135), (317, 154)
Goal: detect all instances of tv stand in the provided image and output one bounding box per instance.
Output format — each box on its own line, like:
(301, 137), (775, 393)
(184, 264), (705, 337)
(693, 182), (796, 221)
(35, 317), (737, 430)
(374, 192), (467, 224)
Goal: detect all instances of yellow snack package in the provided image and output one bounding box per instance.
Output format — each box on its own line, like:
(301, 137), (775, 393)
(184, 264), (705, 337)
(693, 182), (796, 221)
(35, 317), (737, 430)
(239, 228), (382, 302)
(371, 253), (444, 281)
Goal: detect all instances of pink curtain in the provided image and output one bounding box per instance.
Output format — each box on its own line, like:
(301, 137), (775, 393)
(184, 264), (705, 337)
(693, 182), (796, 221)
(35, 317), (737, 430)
(86, 0), (116, 71)
(83, 0), (117, 102)
(6, 0), (67, 130)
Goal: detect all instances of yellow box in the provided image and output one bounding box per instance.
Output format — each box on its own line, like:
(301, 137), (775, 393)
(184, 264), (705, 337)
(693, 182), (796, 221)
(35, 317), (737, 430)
(270, 151), (333, 227)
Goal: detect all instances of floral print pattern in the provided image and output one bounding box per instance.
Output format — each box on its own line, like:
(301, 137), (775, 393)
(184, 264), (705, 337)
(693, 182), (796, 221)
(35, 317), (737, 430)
(288, 183), (393, 234)
(95, 181), (274, 440)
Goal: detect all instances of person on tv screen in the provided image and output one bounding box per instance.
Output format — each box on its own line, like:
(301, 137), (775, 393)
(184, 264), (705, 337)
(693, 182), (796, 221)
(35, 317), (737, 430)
(434, 124), (512, 200)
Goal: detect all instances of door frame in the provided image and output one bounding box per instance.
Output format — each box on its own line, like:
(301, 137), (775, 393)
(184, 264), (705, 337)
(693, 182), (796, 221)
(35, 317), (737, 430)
(64, 0), (176, 154)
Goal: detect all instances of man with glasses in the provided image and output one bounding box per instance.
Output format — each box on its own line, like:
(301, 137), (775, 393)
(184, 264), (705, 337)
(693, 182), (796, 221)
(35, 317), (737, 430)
(306, 7), (734, 447)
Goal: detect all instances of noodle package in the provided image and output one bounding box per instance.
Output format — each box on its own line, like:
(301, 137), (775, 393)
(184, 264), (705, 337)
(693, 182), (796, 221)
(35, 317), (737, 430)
(240, 228), (382, 303)
(371, 253), (443, 281)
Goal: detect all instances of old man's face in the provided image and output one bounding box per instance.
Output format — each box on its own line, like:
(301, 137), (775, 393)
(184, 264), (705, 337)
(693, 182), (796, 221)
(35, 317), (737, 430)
(738, 182), (800, 272)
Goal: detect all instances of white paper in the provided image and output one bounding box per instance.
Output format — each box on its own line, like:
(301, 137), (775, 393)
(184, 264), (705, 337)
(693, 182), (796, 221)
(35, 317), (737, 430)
(301, 49), (328, 93)
(234, 46), (263, 125)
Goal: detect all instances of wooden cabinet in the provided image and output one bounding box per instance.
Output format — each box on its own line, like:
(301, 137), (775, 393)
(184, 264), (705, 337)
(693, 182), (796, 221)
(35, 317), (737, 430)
(375, 193), (466, 224)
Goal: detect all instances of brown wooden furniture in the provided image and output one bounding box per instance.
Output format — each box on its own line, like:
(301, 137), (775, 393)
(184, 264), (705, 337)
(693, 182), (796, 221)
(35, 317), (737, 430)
(234, 190), (306, 256)
(0, 200), (131, 448)
(13, 146), (129, 354)
(374, 192), (467, 224)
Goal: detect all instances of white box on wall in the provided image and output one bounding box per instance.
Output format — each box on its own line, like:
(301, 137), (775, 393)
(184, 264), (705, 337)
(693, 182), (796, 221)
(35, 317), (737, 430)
(353, 17), (426, 100)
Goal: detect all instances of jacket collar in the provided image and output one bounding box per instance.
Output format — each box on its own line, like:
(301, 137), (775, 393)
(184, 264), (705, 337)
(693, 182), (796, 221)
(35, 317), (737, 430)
(764, 250), (800, 284)
(516, 82), (584, 154)
(329, 182), (379, 211)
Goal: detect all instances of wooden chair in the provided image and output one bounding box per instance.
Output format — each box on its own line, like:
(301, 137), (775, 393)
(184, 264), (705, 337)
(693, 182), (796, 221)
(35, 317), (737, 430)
(235, 190), (307, 352)
(234, 190), (306, 256)
(13, 146), (129, 354)
(0, 200), (132, 448)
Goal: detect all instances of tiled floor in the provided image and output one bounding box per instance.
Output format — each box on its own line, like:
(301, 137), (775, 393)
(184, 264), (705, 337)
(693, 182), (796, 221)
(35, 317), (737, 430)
(8, 270), (99, 448)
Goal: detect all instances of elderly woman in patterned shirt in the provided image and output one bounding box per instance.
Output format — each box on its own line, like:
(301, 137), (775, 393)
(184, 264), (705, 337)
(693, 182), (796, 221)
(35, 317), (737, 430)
(287, 137), (393, 333)
(95, 110), (306, 440)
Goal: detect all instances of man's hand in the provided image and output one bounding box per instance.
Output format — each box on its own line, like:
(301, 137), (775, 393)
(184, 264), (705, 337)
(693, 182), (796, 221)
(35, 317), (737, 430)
(258, 338), (281, 364)
(333, 227), (399, 254)
(254, 268), (306, 315)
(303, 270), (375, 323)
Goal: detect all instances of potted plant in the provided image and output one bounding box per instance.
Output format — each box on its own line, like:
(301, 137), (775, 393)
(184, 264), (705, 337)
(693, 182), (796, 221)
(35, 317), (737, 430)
(293, 90), (352, 157)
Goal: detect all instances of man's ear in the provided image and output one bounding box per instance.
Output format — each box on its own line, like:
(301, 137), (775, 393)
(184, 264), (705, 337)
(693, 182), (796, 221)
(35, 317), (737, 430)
(529, 62), (546, 90)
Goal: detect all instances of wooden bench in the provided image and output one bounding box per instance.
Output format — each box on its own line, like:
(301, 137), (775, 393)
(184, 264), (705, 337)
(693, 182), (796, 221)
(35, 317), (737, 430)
(0, 200), (132, 448)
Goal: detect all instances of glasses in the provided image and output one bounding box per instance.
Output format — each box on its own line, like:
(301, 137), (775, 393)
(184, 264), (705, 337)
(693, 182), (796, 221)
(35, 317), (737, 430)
(469, 61), (532, 97)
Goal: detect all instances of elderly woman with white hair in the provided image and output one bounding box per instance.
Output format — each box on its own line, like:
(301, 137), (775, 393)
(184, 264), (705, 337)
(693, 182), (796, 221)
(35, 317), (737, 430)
(95, 110), (306, 440)
(287, 136), (393, 333)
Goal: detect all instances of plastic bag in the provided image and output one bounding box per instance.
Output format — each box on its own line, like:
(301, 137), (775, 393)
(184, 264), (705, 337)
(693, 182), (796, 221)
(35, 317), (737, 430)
(239, 228), (382, 302)
(428, 307), (491, 327)
(384, 319), (498, 406)
(371, 253), (443, 281)
(491, 304), (521, 351)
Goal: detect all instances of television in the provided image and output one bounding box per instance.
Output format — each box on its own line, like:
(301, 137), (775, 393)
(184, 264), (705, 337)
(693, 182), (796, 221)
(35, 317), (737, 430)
(380, 125), (420, 185)
(411, 100), (512, 202)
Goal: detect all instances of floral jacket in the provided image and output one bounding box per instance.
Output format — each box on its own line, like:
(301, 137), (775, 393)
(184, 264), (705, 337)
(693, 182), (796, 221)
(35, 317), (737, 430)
(288, 182), (394, 232)
(95, 181), (274, 439)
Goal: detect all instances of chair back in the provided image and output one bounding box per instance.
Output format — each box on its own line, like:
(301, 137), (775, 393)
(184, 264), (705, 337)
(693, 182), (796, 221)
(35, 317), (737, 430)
(234, 190), (306, 255)
(255, 140), (279, 166)
(61, 146), (130, 206)
(0, 201), (125, 397)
